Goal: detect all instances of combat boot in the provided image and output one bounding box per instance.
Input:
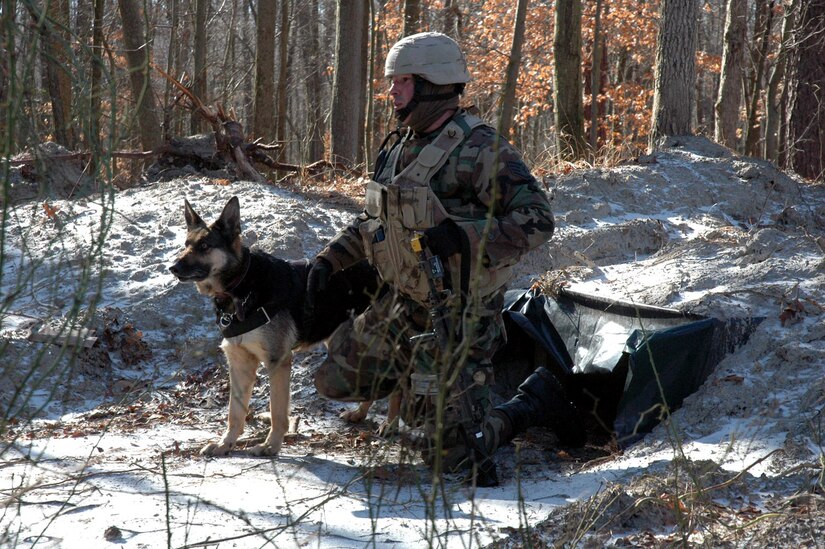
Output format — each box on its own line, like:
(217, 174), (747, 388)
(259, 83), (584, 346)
(494, 366), (587, 448)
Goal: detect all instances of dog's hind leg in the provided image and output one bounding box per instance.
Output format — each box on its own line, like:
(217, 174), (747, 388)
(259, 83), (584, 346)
(249, 353), (291, 457)
(201, 343), (259, 456)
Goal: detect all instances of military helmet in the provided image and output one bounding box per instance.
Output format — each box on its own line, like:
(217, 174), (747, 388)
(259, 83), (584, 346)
(385, 32), (471, 85)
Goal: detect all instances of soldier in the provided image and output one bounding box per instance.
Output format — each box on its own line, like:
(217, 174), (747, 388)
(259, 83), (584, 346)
(304, 32), (556, 474)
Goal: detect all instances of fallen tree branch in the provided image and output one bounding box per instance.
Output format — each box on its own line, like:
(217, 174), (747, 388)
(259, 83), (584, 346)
(8, 151), (156, 166)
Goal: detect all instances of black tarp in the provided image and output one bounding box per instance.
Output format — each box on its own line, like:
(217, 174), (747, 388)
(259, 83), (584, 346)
(492, 288), (763, 443)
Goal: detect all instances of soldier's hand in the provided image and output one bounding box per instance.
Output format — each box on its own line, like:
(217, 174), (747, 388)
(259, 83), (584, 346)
(424, 221), (463, 259)
(303, 257), (333, 335)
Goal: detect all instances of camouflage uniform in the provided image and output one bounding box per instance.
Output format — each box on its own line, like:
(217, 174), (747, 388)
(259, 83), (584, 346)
(314, 109), (555, 415)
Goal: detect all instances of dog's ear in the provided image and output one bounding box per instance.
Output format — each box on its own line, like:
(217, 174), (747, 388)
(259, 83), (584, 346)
(184, 199), (206, 230)
(215, 196), (241, 238)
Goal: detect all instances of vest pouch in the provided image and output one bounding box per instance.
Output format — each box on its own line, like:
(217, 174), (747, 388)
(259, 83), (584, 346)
(365, 180), (384, 218)
(384, 216), (431, 304)
(399, 187), (434, 229)
(358, 218), (398, 284)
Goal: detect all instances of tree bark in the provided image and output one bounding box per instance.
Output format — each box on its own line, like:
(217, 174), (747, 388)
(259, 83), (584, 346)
(589, 0), (604, 152)
(554, 0), (587, 160)
(116, 0), (163, 151)
(192, 0), (208, 134)
(275, 0), (291, 161)
(40, 0), (74, 148)
(330, 0), (367, 166)
(357, 3), (369, 166)
(649, 0), (698, 148)
(441, 0), (460, 37)
(253, 0), (276, 142)
(714, 0), (746, 151)
(298, 0), (323, 162)
(1, 1), (16, 155)
(89, 0), (105, 171)
(366, 0), (377, 159)
(404, 0), (420, 36)
(789, 0), (825, 180)
(745, 0), (775, 156)
(220, 0), (238, 107)
(765, 0), (796, 162)
(163, 0), (180, 142)
(499, 0), (528, 138)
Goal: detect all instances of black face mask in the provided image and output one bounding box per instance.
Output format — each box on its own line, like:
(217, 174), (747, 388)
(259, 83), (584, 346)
(396, 76), (464, 133)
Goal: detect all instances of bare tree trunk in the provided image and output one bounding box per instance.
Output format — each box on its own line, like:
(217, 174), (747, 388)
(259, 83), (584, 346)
(298, 0), (323, 162)
(253, 0), (276, 142)
(192, 0), (208, 134)
(745, 0), (775, 156)
(404, 0), (420, 36)
(442, 0), (460, 37)
(276, 0), (290, 159)
(163, 0), (180, 142)
(74, 0), (91, 150)
(40, 0), (74, 148)
(499, 0), (528, 138)
(366, 0), (377, 160)
(174, 0), (188, 137)
(554, 0), (587, 160)
(117, 0), (163, 151)
(220, 0), (238, 108)
(89, 0), (105, 171)
(649, 0), (698, 148)
(789, 0), (825, 180)
(357, 3), (369, 166)
(330, 0), (367, 166)
(765, 0), (796, 162)
(589, 0), (604, 152)
(714, 0), (746, 150)
(1, 1), (17, 155)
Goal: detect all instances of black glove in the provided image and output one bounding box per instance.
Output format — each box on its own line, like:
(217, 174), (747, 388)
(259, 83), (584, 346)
(423, 221), (463, 259)
(303, 257), (333, 335)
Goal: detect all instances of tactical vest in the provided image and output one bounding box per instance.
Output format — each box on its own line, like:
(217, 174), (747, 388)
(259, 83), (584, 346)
(360, 111), (513, 304)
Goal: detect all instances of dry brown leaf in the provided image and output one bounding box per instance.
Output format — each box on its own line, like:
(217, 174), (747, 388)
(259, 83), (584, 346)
(43, 202), (60, 219)
(780, 299), (805, 327)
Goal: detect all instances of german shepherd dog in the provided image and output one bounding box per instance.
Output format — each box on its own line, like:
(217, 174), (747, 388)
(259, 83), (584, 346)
(169, 196), (385, 456)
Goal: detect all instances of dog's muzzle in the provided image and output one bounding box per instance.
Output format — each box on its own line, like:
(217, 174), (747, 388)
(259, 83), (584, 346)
(169, 262), (208, 281)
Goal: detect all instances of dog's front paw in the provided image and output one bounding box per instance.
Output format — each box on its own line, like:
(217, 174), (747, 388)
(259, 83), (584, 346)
(200, 440), (234, 456)
(248, 443), (280, 457)
(340, 406), (368, 424)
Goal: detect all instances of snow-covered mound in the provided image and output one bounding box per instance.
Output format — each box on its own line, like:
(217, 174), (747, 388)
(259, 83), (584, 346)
(2, 136), (823, 547)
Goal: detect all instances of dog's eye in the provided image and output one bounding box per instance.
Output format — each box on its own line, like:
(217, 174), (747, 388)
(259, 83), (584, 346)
(198, 242), (210, 252)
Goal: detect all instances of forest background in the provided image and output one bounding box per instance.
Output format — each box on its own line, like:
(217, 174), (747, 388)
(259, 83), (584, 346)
(2, 1), (825, 546)
(2, 0), (824, 188)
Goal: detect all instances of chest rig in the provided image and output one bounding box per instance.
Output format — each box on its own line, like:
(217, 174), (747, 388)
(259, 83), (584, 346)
(360, 112), (511, 305)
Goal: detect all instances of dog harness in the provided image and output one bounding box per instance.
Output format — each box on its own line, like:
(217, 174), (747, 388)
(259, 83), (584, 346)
(214, 257), (309, 339)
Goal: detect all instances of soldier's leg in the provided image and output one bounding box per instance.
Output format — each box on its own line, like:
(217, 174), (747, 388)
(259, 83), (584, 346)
(451, 291), (587, 452)
(430, 291), (508, 472)
(489, 365), (586, 448)
(314, 290), (422, 403)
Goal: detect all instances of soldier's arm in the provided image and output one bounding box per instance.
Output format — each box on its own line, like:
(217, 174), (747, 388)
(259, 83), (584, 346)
(316, 213), (369, 272)
(457, 132), (555, 268)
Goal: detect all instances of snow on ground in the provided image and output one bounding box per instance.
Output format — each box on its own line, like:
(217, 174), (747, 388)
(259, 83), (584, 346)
(2, 136), (824, 547)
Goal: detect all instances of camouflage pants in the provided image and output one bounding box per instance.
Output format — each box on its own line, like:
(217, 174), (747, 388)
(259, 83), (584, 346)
(314, 287), (506, 409)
